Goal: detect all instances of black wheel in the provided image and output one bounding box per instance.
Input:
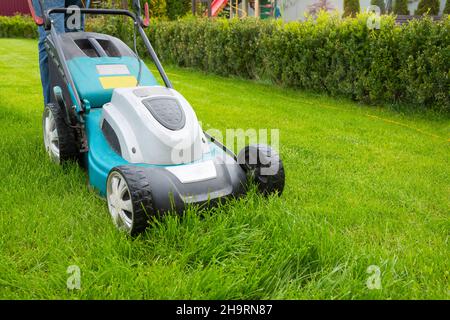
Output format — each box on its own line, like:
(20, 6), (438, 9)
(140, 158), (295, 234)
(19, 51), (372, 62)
(106, 166), (154, 236)
(238, 144), (285, 196)
(42, 103), (79, 164)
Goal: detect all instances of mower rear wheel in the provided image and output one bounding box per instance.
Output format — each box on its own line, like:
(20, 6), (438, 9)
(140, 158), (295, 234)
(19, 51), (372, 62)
(106, 166), (154, 236)
(42, 103), (78, 164)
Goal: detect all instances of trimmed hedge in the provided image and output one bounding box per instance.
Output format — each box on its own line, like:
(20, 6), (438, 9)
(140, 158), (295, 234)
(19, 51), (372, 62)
(142, 14), (450, 111)
(1, 13), (449, 111)
(0, 15), (38, 39)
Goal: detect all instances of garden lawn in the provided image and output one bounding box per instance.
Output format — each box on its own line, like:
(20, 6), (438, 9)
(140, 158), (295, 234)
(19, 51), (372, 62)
(0, 38), (449, 299)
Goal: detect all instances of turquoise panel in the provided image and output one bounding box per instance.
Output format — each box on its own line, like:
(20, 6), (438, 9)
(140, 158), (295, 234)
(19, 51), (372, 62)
(85, 109), (128, 196)
(85, 109), (225, 197)
(68, 56), (159, 108)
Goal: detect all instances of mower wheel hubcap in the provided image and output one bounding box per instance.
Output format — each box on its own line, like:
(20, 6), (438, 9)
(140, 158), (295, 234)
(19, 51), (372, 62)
(107, 172), (133, 233)
(43, 108), (60, 162)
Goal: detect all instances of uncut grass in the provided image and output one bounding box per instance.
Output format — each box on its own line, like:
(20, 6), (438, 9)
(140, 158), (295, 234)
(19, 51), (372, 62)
(0, 39), (449, 299)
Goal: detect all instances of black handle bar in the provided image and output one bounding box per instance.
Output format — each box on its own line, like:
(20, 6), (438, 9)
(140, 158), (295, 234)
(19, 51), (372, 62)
(44, 8), (142, 29)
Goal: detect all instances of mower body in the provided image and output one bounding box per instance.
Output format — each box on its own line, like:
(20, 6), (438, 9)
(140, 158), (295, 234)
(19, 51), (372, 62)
(37, 5), (284, 235)
(47, 31), (246, 212)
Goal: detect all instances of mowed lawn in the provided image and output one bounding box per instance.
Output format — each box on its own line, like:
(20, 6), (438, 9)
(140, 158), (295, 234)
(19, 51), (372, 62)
(0, 38), (449, 299)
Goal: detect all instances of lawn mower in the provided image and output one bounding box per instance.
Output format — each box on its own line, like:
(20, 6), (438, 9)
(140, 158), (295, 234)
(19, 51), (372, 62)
(30, 0), (285, 235)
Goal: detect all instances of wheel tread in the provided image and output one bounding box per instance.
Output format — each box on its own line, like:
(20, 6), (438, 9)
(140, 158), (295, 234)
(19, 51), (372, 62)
(43, 103), (79, 163)
(238, 144), (285, 196)
(110, 166), (154, 236)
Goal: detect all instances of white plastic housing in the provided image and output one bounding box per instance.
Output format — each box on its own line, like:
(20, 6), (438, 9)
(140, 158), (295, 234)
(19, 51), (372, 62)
(102, 86), (209, 165)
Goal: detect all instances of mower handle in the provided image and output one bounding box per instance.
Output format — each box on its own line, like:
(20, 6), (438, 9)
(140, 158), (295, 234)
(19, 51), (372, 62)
(27, 2), (149, 29)
(143, 3), (150, 28)
(47, 8), (136, 25)
(42, 6), (171, 116)
(27, 0), (44, 26)
(133, 0), (150, 28)
(45, 7), (150, 29)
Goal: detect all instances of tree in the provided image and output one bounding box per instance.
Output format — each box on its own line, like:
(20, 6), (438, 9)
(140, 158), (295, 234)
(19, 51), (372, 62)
(370, 0), (386, 14)
(393, 0), (409, 15)
(343, 0), (360, 17)
(415, 0), (440, 15)
(445, 0), (450, 14)
(166, 0), (191, 20)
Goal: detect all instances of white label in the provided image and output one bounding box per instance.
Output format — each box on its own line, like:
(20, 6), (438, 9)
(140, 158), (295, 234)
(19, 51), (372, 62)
(166, 160), (217, 184)
(96, 64), (130, 75)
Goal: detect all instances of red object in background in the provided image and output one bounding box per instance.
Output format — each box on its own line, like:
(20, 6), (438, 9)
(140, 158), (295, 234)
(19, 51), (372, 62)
(0, 0), (31, 16)
(27, 0), (43, 25)
(210, 0), (229, 17)
(143, 2), (149, 27)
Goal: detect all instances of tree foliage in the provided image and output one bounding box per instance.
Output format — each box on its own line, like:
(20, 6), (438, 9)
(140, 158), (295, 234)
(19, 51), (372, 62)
(415, 0), (440, 15)
(343, 0), (360, 17)
(166, 0), (191, 20)
(127, 0), (167, 18)
(393, 0), (409, 15)
(444, 0), (450, 14)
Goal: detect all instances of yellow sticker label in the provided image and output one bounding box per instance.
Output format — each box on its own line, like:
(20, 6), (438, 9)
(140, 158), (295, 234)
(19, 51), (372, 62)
(99, 76), (137, 89)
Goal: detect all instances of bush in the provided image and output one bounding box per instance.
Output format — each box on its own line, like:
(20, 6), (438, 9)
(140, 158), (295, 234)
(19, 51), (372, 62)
(343, 0), (361, 17)
(0, 15), (38, 39)
(393, 0), (409, 15)
(148, 0), (167, 18)
(146, 14), (449, 111)
(125, 0), (167, 18)
(1, 13), (449, 112)
(415, 0), (441, 15)
(166, 0), (191, 20)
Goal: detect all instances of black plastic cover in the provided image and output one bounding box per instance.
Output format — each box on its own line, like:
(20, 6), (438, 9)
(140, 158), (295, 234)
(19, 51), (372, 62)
(136, 161), (247, 214)
(142, 97), (186, 131)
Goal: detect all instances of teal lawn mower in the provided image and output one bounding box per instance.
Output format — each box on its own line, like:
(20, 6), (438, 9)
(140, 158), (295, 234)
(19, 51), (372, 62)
(31, 0), (285, 235)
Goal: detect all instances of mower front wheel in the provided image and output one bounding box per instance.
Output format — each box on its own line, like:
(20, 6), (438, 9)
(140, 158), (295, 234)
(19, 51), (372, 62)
(42, 103), (79, 164)
(106, 166), (154, 236)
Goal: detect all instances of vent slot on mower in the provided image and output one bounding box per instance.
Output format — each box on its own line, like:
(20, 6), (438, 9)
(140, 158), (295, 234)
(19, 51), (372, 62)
(97, 39), (121, 57)
(102, 120), (122, 156)
(74, 39), (100, 58)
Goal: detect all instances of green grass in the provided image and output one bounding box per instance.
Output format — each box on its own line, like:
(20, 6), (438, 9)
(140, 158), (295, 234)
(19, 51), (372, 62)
(0, 38), (449, 299)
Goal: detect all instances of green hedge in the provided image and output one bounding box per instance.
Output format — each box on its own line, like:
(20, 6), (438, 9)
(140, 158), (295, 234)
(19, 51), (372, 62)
(142, 14), (450, 111)
(0, 15), (38, 38)
(1, 13), (449, 111)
